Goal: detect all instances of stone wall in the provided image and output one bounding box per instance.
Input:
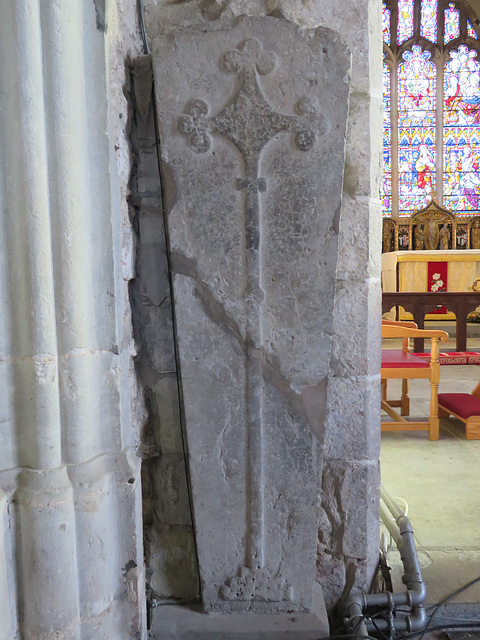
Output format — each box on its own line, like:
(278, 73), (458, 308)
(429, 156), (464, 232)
(141, 0), (383, 614)
(128, 56), (200, 604)
(0, 0), (382, 635)
(0, 1), (147, 638)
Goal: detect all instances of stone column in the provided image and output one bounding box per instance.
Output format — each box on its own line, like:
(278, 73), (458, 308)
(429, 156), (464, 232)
(0, 490), (16, 639)
(150, 14), (351, 637)
(321, 0), (382, 608)
(0, 1), (145, 638)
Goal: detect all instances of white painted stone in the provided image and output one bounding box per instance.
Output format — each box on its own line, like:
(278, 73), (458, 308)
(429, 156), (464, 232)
(0, 490), (16, 640)
(0, 1), (146, 637)
(68, 450), (144, 627)
(0, 0), (385, 634)
(325, 375), (381, 461)
(16, 467), (81, 637)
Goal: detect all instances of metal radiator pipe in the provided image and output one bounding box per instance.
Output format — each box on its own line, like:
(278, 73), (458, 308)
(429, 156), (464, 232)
(344, 485), (427, 637)
(382, 486), (426, 607)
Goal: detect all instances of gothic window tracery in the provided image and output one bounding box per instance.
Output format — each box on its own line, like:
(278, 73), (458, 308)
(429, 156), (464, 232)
(382, 0), (480, 218)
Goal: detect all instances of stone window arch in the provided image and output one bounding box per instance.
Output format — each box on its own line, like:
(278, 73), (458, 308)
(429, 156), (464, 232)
(382, 0), (480, 219)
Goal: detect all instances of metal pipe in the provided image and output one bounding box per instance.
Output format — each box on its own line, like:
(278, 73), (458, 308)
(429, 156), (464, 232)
(365, 606), (427, 633)
(344, 485), (427, 637)
(382, 486), (426, 607)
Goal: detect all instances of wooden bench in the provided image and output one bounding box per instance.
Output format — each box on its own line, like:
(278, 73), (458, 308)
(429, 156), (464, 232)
(381, 322), (449, 440)
(438, 382), (480, 440)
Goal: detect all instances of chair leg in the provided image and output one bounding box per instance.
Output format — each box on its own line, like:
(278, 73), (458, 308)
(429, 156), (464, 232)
(401, 379), (410, 416)
(381, 379), (387, 402)
(429, 381), (440, 441)
(429, 417), (439, 441)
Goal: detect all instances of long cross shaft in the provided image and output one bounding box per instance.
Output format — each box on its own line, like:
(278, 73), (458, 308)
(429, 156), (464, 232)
(178, 37), (317, 579)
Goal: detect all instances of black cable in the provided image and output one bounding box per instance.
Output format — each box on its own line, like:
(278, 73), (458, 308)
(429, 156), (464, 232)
(370, 616), (391, 640)
(401, 621), (480, 640)
(417, 575), (480, 640)
(133, 0), (201, 613)
(348, 617), (480, 640)
(319, 624), (480, 640)
(345, 575), (480, 640)
(316, 635), (380, 640)
(349, 605), (391, 636)
(137, 0), (150, 54)
(352, 615), (367, 636)
(369, 576), (480, 640)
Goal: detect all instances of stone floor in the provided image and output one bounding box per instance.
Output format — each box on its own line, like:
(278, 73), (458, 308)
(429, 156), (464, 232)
(381, 324), (480, 621)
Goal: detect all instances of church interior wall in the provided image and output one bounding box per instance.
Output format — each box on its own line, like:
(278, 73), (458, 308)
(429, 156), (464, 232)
(0, 0), (383, 636)
(0, 1), (147, 637)
(139, 0), (383, 613)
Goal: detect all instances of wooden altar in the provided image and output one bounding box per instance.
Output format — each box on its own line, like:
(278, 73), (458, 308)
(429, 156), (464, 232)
(382, 199), (480, 321)
(382, 250), (480, 293)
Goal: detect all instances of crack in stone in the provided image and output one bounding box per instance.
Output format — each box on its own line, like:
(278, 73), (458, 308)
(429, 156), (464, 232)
(171, 249), (327, 443)
(170, 250), (244, 349)
(320, 464), (347, 558)
(92, 0), (106, 32)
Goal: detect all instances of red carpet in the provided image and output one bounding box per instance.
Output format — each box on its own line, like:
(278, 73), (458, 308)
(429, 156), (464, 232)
(412, 352), (480, 365)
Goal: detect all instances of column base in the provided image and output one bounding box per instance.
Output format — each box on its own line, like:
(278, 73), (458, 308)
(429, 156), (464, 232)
(148, 583), (328, 640)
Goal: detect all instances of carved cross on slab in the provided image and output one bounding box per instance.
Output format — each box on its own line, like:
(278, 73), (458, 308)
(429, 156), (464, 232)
(178, 37), (321, 600)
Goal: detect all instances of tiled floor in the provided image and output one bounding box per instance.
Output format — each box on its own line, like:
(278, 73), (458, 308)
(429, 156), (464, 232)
(381, 325), (480, 614)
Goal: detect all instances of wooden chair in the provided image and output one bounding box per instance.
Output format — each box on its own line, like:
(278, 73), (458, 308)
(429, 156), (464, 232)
(381, 321), (449, 440)
(381, 319), (419, 417)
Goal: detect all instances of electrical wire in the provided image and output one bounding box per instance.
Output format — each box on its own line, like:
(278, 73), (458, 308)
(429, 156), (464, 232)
(137, 0), (150, 54)
(133, 1), (480, 635)
(316, 622), (480, 640)
(369, 617), (391, 640)
(346, 576), (480, 640)
(314, 623), (480, 640)
(401, 621), (480, 640)
(315, 635), (380, 640)
(417, 575), (480, 640)
(351, 615), (367, 636)
(134, 0), (201, 620)
(352, 609), (403, 637)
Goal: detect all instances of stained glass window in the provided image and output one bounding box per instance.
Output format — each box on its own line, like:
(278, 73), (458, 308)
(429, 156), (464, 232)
(383, 61), (392, 214)
(444, 2), (460, 43)
(383, 0), (480, 219)
(398, 0), (415, 44)
(383, 4), (391, 45)
(420, 0), (437, 42)
(467, 19), (478, 39)
(444, 45), (480, 211)
(398, 46), (436, 212)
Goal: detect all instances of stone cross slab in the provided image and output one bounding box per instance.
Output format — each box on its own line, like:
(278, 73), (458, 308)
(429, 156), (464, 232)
(153, 17), (351, 613)
(178, 36), (320, 575)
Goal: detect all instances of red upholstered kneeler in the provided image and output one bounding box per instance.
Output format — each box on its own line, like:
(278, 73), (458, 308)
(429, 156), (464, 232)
(438, 391), (480, 440)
